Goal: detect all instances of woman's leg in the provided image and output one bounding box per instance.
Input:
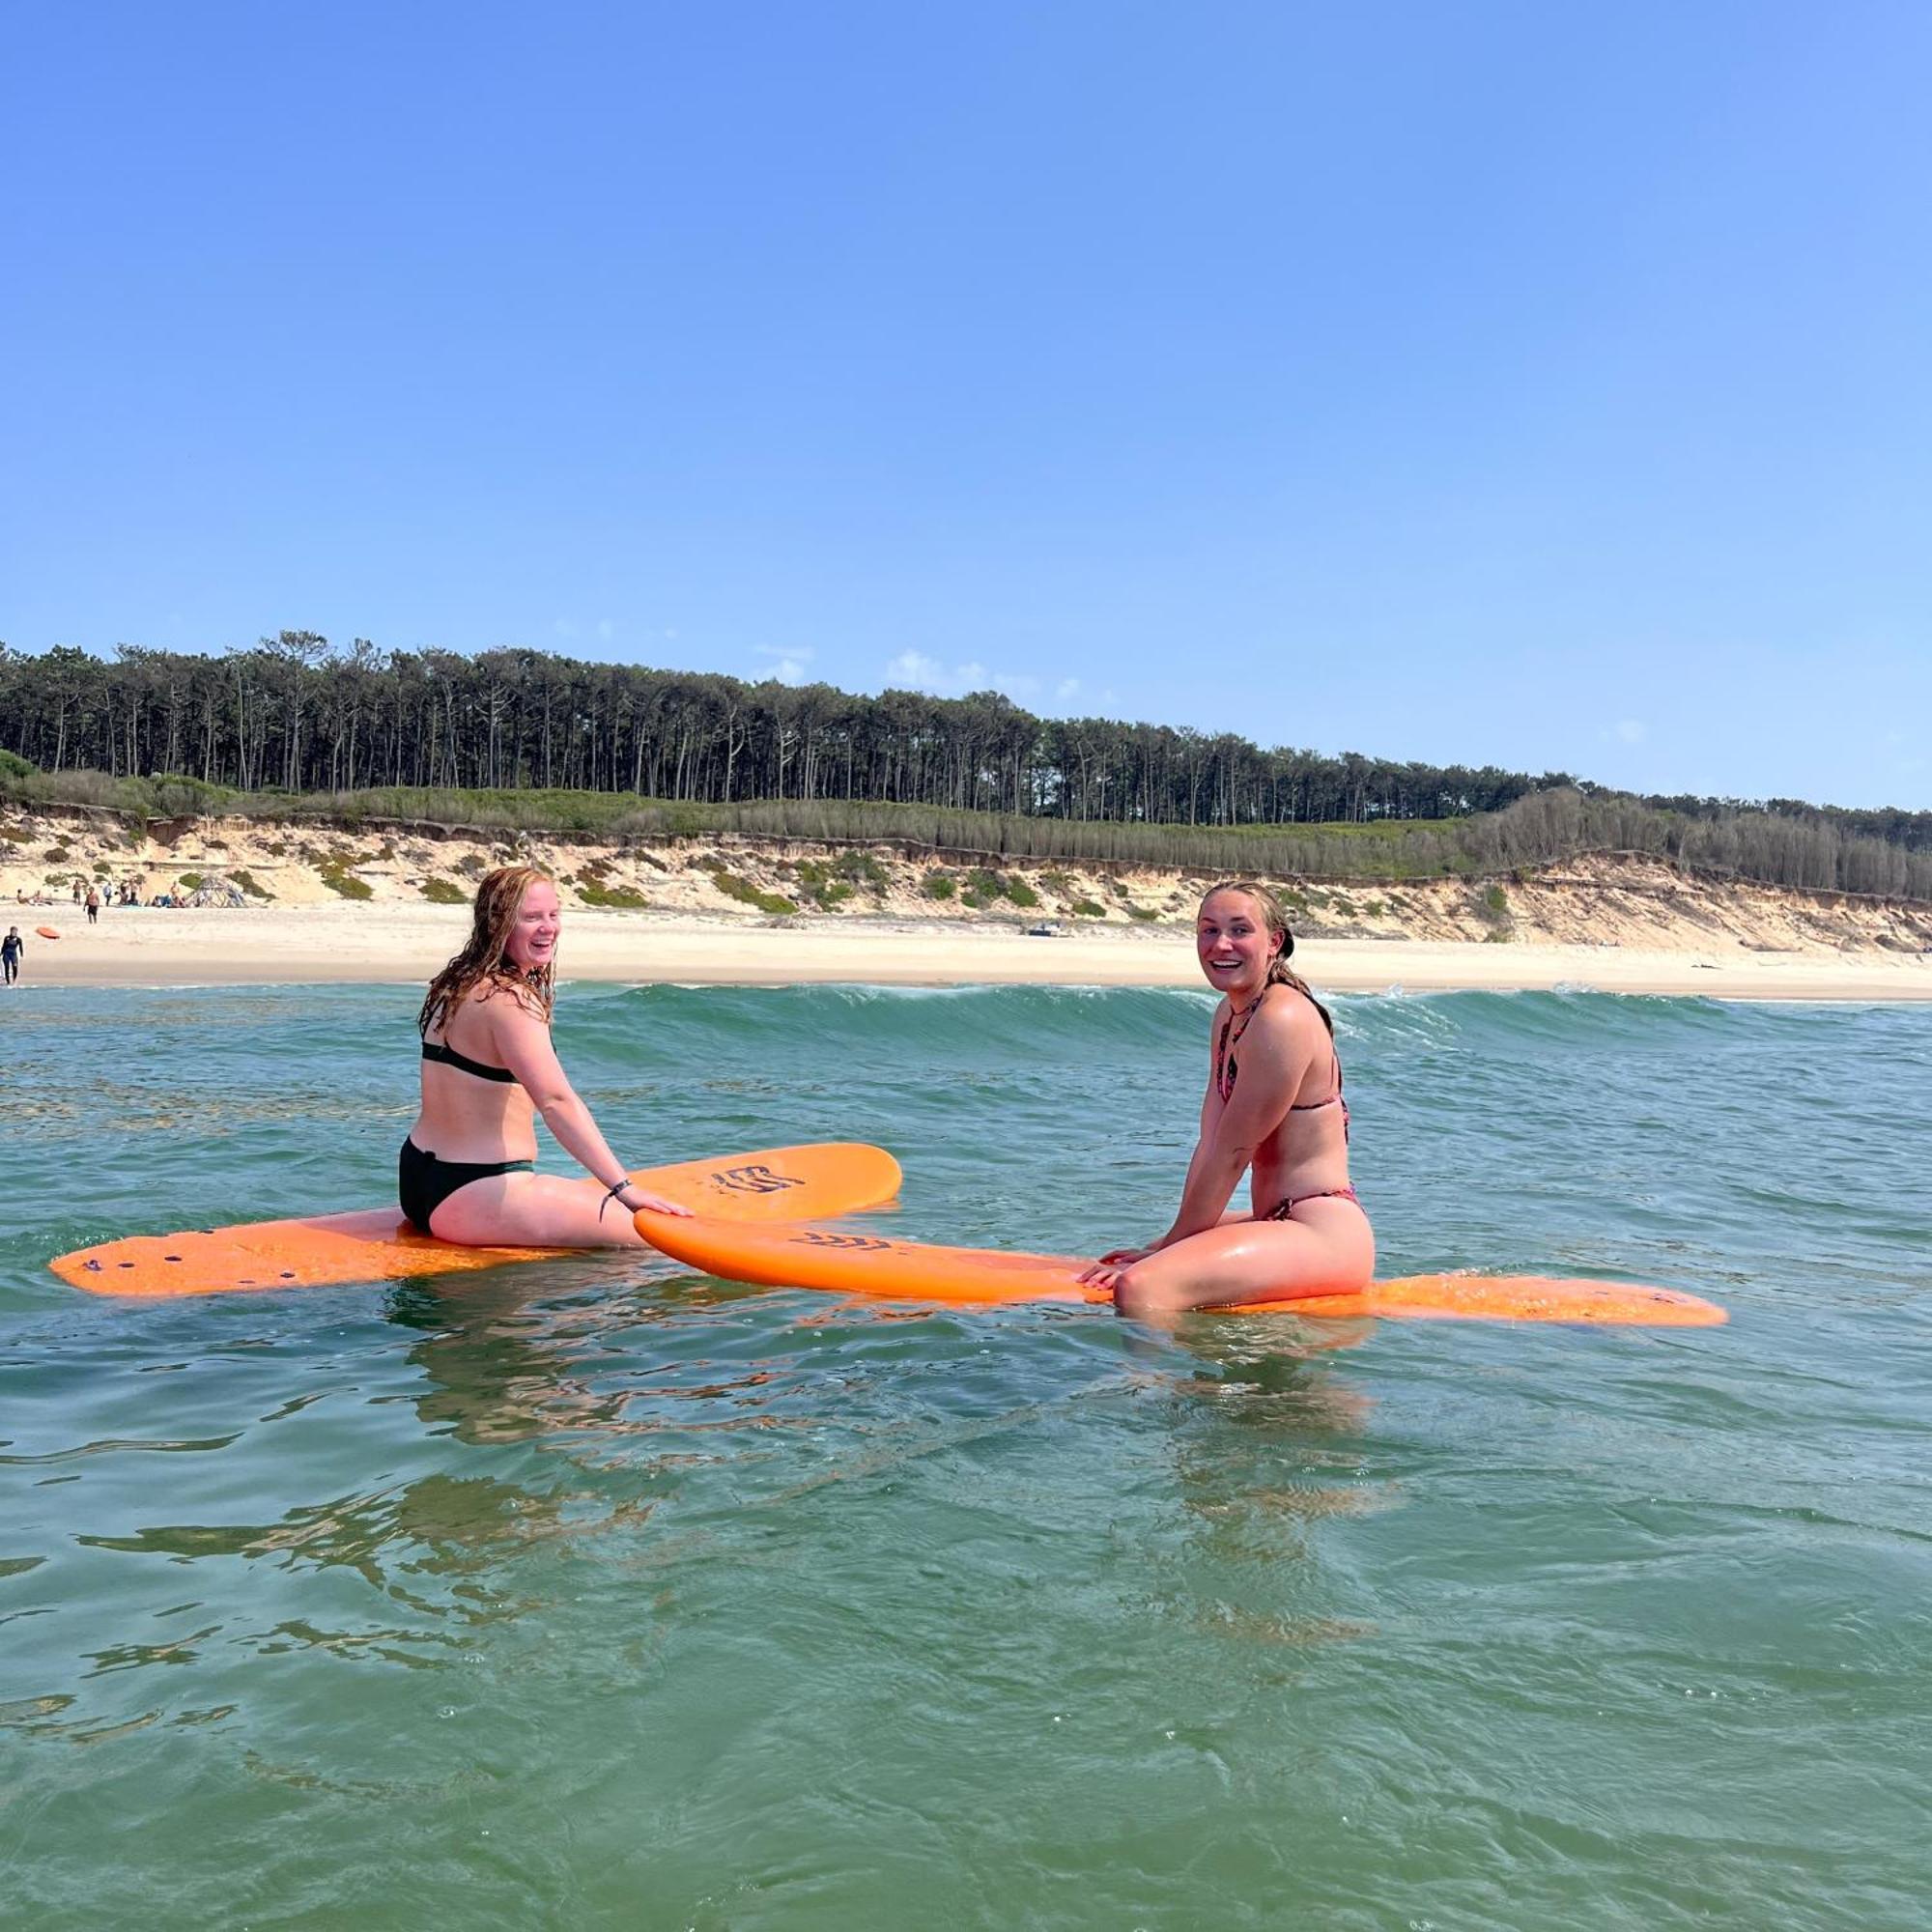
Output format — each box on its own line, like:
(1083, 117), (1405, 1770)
(429, 1172), (652, 1249)
(1113, 1199), (1374, 1319)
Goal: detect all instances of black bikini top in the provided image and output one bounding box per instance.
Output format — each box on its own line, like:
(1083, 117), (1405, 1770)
(421, 1037), (517, 1084)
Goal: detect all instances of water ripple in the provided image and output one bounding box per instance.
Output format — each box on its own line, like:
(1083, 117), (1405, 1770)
(3, 985), (1930, 1928)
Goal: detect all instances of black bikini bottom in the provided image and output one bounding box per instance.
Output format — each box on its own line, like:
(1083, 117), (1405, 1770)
(399, 1137), (534, 1235)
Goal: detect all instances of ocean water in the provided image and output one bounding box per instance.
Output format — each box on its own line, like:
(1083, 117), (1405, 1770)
(3, 982), (1930, 1931)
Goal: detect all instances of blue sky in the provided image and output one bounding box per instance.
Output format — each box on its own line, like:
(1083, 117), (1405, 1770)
(4, 1), (1928, 808)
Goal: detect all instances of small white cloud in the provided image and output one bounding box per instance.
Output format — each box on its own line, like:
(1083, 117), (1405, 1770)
(753, 643), (814, 685)
(888, 653), (1080, 704)
(888, 649), (944, 688)
(1056, 677), (1081, 701)
(1599, 719), (1647, 745)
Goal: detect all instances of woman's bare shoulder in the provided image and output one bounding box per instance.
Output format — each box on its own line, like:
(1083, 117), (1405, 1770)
(447, 975), (526, 1030)
(479, 976), (550, 1026)
(1257, 985), (1325, 1046)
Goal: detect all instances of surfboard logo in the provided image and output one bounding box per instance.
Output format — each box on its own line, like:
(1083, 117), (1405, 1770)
(791, 1232), (895, 1253)
(709, 1164), (807, 1194)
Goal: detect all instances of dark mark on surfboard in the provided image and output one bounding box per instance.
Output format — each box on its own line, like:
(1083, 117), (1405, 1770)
(711, 1164), (809, 1194)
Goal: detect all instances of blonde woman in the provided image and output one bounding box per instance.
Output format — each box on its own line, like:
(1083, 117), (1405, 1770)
(1082, 881), (1374, 1317)
(400, 866), (691, 1244)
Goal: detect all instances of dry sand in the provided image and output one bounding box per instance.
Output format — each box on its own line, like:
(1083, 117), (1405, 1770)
(8, 801), (1930, 1000)
(13, 900), (1932, 1001)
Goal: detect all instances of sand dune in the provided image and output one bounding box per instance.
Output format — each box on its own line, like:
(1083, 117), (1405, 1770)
(8, 802), (1929, 1000)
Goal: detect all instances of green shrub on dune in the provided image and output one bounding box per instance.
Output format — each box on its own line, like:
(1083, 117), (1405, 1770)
(712, 870), (797, 917)
(578, 882), (649, 909)
(790, 859), (857, 909)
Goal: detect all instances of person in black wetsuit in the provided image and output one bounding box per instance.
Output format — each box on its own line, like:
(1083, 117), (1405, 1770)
(2, 926), (22, 985)
(400, 865), (693, 1244)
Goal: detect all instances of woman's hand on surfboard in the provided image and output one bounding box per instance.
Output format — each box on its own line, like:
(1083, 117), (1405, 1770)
(1080, 1246), (1151, 1287)
(626, 1189), (694, 1218)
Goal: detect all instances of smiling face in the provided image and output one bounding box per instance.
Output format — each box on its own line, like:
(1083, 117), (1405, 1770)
(503, 878), (561, 974)
(1196, 889), (1282, 998)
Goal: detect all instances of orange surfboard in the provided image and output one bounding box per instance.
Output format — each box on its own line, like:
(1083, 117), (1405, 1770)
(634, 1214), (1728, 1326)
(52, 1143), (901, 1299)
(36, 925), (60, 939)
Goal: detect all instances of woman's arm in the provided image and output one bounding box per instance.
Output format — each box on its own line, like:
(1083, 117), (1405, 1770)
(1091, 1021), (1283, 1269)
(1093, 1034), (1222, 1265)
(1151, 1015), (1310, 1246)
(490, 997), (692, 1217)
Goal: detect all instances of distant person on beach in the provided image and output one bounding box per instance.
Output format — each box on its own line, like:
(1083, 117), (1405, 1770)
(1081, 881), (1374, 1317)
(402, 865), (694, 1245)
(84, 887), (99, 925)
(2, 926), (22, 985)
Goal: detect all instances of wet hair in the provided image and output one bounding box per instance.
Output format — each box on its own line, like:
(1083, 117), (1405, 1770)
(418, 865), (557, 1037)
(1199, 880), (1333, 1036)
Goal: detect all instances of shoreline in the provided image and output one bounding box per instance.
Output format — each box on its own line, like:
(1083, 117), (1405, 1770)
(12, 904), (1932, 1002)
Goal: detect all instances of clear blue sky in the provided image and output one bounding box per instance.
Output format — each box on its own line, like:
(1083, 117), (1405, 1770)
(4, 2), (1928, 808)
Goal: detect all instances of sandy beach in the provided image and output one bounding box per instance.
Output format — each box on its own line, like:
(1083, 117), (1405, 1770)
(12, 899), (1932, 1000)
(8, 801), (1930, 1001)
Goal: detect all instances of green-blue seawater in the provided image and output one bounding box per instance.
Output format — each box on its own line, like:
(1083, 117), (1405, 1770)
(4, 983), (1930, 1930)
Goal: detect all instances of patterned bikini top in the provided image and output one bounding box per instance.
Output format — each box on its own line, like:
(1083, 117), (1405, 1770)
(1214, 986), (1349, 1141)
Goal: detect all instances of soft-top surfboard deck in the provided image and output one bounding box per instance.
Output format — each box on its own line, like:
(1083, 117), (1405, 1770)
(634, 1213), (1728, 1326)
(52, 1144), (902, 1299)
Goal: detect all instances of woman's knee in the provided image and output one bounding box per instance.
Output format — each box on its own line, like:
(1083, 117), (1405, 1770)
(1111, 1257), (1191, 1320)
